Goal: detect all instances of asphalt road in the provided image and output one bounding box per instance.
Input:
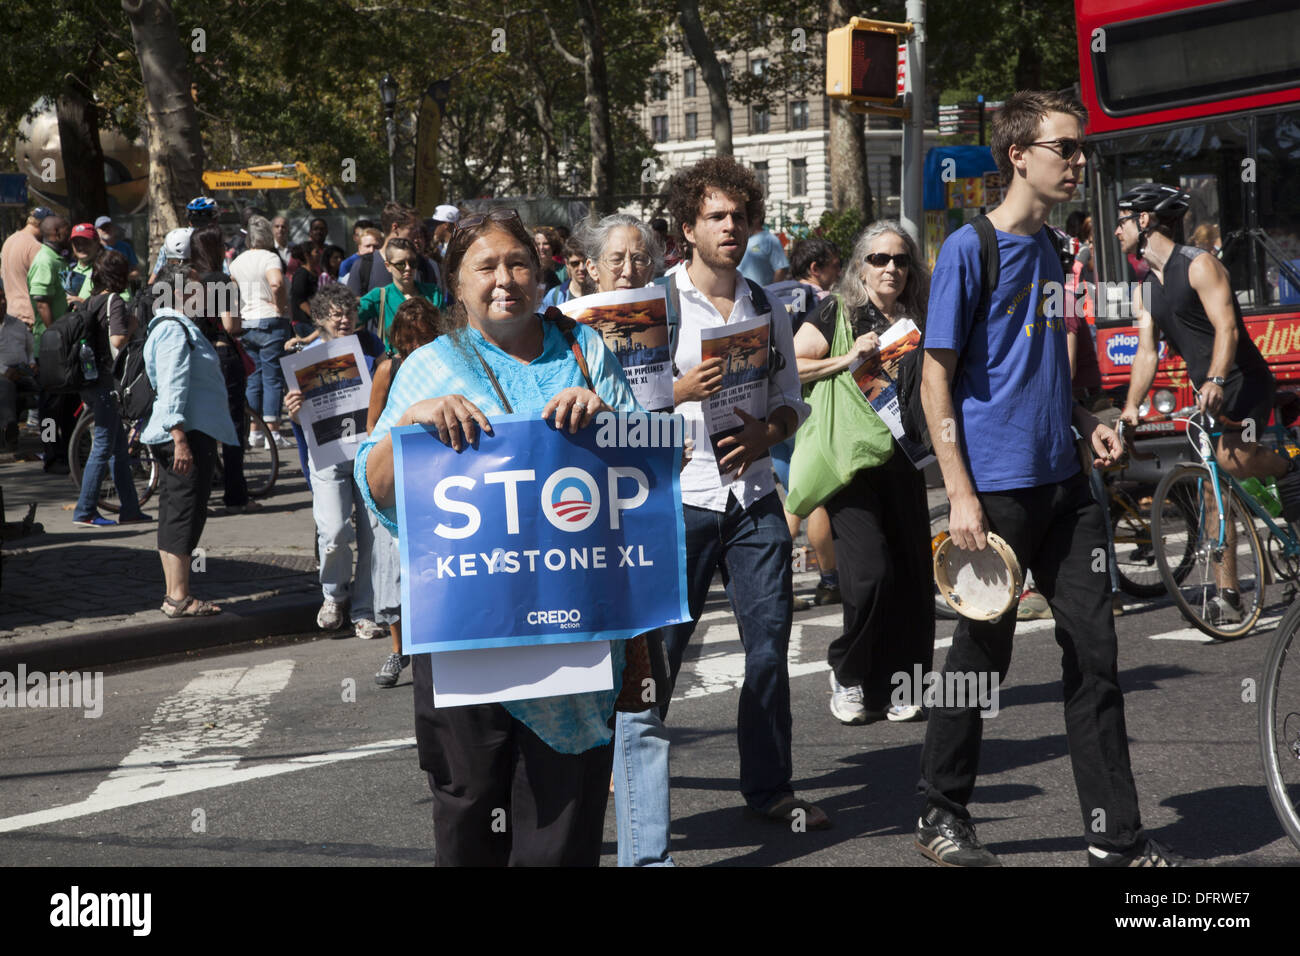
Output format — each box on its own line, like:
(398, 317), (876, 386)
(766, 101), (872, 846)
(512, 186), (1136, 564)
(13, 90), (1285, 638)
(1, 588), (1298, 869)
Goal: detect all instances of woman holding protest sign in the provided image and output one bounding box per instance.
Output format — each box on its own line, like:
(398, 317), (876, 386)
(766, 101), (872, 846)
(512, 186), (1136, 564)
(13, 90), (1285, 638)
(357, 207), (641, 866)
(791, 222), (935, 726)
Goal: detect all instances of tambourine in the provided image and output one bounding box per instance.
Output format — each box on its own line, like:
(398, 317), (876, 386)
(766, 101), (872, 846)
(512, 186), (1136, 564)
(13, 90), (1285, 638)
(933, 532), (1024, 622)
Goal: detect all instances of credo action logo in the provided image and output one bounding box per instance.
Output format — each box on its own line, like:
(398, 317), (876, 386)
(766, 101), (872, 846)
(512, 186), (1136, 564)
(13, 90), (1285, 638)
(526, 608), (582, 629)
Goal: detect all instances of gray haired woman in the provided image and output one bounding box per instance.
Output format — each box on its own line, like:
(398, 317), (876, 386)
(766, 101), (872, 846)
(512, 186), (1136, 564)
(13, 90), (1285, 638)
(577, 214), (665, 292)
(792, 221), (935, 726)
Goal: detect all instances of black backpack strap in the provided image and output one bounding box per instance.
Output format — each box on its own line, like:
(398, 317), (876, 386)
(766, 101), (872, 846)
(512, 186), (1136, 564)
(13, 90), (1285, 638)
(665, 272), (682, 377)
(358, 252), (376, 296)
(971, 213), (1000, 326)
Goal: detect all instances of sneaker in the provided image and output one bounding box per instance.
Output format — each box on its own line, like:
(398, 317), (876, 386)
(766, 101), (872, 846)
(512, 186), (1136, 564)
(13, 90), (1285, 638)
(1016, 589), (1052, 620)
(247, 430), (265, 448)
(1206, 590), (1243, 626)
(793, 594), (813, 611)
(354, 619), (387, 640)
(270, 430), (294, 448)
(73, 515), (117, 527)
(117, 513), (155, 525)
(814, 584), (841, 606)
(1087, 838), (1184, 867)
(374, 653), (409, 687)
(1112, 593), (1125, 616)
(317, 598), (346, 631)
(915, 804), (1001, 867)
(886, 702), (924, 722)
(829, 671), (867, 725)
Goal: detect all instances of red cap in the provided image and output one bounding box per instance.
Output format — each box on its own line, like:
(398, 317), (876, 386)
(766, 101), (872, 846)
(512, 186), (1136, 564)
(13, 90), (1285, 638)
(70, 223), (97, 241)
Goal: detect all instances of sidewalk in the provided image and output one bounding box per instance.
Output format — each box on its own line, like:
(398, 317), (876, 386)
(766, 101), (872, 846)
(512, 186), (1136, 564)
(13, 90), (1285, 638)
(0, 422), (324, 671)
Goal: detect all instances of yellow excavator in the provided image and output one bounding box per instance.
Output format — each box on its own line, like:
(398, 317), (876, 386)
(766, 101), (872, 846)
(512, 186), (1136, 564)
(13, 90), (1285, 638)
(201, 162), (344, 209)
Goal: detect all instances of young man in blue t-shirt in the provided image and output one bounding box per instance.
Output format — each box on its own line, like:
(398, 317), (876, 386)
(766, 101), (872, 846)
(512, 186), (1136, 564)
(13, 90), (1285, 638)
(915, 91), (1180, 868)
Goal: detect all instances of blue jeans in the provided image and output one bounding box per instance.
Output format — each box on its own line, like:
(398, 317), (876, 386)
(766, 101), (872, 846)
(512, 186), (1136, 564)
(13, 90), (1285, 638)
(241, 319), (289, 423)
(613, 708), (675, 866)
(659, 491), (794, 811)
(74, 385), (142, 521)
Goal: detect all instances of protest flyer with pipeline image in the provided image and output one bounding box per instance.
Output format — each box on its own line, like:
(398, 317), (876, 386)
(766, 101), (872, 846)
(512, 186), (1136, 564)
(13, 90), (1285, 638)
(280, 334), (372, 470)
(559, 286), (673, 412)
(699, 313), (770, 479)
(848, 318), (935, 469)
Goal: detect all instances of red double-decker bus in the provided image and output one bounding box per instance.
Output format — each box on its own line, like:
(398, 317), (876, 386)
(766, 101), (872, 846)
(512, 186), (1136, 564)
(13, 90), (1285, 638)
(1076, 0), (1300, 428)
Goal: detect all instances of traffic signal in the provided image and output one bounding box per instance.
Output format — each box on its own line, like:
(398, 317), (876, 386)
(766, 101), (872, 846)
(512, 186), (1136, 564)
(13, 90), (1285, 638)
(826, 17), (911, 105)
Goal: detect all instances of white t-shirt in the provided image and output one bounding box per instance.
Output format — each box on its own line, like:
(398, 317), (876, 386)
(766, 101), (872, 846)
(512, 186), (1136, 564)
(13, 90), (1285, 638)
(229, 249), (284, 325)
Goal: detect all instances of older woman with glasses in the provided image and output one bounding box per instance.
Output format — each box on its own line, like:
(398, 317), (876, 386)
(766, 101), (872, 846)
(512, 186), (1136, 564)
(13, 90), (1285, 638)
(356, 208), (641, 866)
(792, 221), (935, 726)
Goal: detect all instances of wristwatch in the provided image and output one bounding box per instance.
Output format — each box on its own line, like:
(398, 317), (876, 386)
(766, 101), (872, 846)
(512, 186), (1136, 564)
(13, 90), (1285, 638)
(1207, 376), (1226, 387)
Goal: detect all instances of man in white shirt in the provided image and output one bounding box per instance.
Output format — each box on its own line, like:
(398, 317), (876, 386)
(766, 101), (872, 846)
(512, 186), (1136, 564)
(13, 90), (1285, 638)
(655, 157), (825, 829)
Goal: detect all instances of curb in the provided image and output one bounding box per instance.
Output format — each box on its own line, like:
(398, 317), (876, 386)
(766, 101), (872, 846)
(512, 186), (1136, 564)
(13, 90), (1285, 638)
(0, 593), (321, 673)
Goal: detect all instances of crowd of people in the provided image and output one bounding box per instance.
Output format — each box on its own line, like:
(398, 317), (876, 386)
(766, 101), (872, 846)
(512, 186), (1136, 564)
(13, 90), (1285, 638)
(11, 85), (1294, 867)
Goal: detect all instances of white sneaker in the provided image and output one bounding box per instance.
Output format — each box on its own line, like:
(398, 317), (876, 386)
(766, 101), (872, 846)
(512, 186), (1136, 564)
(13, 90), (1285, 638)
(317, 598), (346, 630)
(247, 430), (266, 449)
(829, 671), (867, 725)
(353, 619), (387, 640)
(270, 430), (294, 448)
(886, 703), (924, 722)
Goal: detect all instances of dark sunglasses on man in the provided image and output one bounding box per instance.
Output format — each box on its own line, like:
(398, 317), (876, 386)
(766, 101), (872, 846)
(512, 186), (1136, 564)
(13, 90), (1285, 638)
(1027, 138), (1084, 160)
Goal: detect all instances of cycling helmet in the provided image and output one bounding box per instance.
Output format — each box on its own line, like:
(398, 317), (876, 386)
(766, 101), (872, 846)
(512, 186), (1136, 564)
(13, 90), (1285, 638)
(1117, 183), (1190, 219)
(186, 196), (218, 220)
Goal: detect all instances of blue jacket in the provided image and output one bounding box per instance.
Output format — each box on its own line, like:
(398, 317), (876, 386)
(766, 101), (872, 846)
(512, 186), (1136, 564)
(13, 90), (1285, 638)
(141, 308), (240, 446)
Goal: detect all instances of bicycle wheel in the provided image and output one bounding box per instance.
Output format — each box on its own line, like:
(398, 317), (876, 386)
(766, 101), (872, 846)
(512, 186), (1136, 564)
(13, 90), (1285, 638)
(67, 410), (159, 514)
(1110, 482), (1196, 598)
(929, 503), (958, 620)
(1152, 463), (1265, 639)
(242, 405), (280, 498)
(1260, 597), (1300, 851)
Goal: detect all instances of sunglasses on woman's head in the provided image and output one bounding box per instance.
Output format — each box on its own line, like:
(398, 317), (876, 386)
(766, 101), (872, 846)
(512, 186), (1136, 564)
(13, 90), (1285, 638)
(865, 252), (911, 268)
(453, 208), (523, 235)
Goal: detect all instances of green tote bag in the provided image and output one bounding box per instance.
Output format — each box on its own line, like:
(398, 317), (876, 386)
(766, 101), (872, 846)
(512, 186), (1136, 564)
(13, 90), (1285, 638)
(785, 296), (895, 518)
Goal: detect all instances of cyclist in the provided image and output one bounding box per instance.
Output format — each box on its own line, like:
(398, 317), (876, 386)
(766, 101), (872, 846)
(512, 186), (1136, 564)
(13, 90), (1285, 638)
(147, 196), (219, 285)
(1117, 182), (1300, 622)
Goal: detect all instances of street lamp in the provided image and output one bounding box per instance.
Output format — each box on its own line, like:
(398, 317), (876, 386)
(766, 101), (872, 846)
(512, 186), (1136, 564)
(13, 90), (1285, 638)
(379, 74), (398, 202)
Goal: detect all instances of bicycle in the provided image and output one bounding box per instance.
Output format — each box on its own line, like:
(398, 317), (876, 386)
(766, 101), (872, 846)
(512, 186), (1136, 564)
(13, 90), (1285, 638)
(1261, 595), (1300, 851)
(70, 400), (280, 508)
(1150, 402), (1300, 640)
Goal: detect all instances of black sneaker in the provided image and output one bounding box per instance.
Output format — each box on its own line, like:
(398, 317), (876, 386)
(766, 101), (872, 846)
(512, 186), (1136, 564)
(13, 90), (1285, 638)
(814, 584), (841, 606)
(1087, 838), (1184, 867)
(374, 653), (408, 688)
(915, 804), (1001, 867)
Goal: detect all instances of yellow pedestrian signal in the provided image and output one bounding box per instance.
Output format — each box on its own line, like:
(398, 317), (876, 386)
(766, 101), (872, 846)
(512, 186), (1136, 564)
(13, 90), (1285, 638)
(826, 18), (912, 105)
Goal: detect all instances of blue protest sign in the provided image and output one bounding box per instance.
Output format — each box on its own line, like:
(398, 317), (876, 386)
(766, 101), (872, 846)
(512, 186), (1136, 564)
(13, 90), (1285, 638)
(392, 412), (690, 654)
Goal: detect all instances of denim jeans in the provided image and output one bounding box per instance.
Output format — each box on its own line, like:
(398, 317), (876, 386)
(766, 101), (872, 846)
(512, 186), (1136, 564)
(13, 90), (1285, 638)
(613, 708), (675, 866)
(310, 458), (374, 621)
(241, 319), (289, 423)
(658, 491), (794, 811)
(74, 385), (142, 521)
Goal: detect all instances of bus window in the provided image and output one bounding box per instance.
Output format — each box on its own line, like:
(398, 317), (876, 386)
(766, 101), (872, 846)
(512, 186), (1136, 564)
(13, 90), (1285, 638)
(1256, 109), (1300, 307)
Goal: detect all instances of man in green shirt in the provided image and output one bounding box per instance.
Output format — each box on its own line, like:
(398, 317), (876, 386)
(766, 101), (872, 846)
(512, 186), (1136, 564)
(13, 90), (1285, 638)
(27, 215), (70, 358)
(356, 237), (445, 349)
(66, 222), (101, 303)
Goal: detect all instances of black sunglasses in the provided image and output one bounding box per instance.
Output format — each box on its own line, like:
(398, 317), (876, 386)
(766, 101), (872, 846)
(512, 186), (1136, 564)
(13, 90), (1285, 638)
(865, 252), (911, 269)
(1027, 138), (1083, 160)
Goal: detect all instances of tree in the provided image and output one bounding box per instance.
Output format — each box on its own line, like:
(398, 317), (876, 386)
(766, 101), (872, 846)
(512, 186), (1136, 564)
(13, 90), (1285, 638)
(827, 0), (872, 220)
(677, 0), (733, 157)
(122, 0), (204, 259)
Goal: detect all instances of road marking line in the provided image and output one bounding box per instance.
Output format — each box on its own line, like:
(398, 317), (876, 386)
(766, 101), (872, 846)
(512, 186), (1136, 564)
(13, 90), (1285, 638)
(1149, 629), (1215, 643)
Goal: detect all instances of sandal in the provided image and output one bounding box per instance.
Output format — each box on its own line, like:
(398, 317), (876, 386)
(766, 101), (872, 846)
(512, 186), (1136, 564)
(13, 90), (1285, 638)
(749, 795), (832, 830)
(161, 595), (222, 618)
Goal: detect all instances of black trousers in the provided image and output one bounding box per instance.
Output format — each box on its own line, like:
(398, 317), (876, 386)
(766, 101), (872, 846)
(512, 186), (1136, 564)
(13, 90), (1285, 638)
(39, 391), (77, 466)
(215, 340), (249, 506)
(153, 431), (217, 556)
(918, 471), (1144, 851)
(412, 654), (614, 866)
(824, 451), (935, 711)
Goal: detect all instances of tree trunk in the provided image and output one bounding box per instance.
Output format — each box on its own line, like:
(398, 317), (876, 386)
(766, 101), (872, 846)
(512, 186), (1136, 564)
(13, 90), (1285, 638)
(56, 80), (109, 225)
(828, 0), (872, 221)
(677, 0), (731, 157)
(575, 0), (616, 214)
(122, 0), (205, 265)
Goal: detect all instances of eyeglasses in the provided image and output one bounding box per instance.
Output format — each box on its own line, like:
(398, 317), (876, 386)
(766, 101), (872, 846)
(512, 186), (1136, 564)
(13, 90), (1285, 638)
(1027, 138), (1083, 160)
(1116, 214), (1139, 227)
(864, 252), (911, 269)
(453, 208), (523, 235)
(601, 253), (653, 271)
(388, 259), (416, 272)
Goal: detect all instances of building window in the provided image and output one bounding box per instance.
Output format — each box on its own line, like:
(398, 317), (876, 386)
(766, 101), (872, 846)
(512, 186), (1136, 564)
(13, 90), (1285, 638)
(790, 158), (807, 197)
(683, 67), (696, 99)
(720, 61), (731, 86)
(753, 161), (769, 196)
(752, 106), (770, 134)
(652, 72), (668, 101)
(684, 112), (698, 140)
(789, 100), (809, 131)
(751, 57), (768, 78)
(652, 115), (669, 143)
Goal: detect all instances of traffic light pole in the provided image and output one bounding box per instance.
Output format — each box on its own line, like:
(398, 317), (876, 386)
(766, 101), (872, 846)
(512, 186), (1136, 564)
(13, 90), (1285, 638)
(901, 0), (926, 261)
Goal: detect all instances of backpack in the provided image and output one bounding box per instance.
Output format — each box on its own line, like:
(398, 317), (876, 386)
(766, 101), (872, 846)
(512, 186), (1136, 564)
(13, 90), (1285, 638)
(36, 297), (104, 394)
(357, 251), (377, 295)
(897, 214), (1002, 454)
(112, 315), (195, 421)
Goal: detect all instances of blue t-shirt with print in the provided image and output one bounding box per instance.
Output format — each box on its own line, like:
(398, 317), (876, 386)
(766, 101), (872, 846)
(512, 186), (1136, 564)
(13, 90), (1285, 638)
(923, 222), (1078, 492)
